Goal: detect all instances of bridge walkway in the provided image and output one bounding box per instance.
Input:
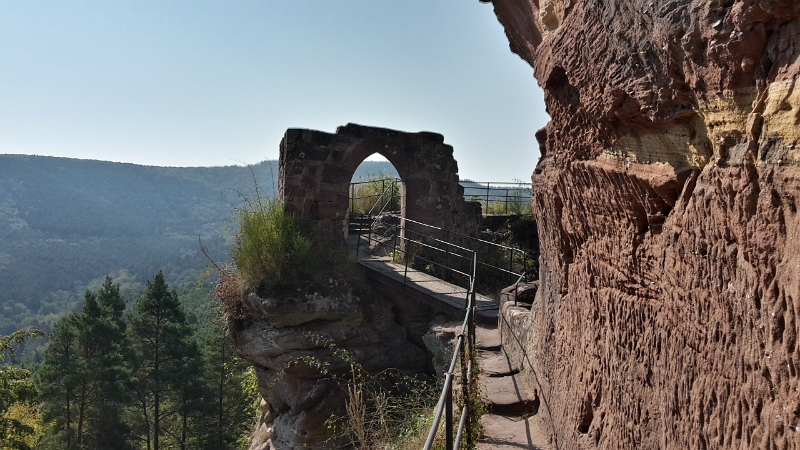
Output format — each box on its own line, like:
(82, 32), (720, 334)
(348, 230), (499, 324)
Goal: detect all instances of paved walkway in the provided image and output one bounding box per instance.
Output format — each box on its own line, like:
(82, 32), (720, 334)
(351, 230), (499, 323)
(359, 257), (499, 323)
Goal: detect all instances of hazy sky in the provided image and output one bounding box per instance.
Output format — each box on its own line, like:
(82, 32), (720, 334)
(0, 1), (548, 181)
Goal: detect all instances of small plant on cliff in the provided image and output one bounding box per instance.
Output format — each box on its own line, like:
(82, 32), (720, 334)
(205, 182), (349, 319)
(232, 192), (313, 293)
(289, 335), (440, 449)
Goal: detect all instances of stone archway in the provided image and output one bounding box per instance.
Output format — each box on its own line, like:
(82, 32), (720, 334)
(278, 123), (481, 244)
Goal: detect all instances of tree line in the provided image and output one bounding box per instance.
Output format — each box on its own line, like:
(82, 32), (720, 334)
(1, 272), (257, 450)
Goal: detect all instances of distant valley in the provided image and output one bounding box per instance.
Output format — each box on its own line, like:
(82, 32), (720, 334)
(0, 155), (396, 336)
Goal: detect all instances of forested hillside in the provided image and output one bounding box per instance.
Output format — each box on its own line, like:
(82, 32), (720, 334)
(0, 155), (396, 337)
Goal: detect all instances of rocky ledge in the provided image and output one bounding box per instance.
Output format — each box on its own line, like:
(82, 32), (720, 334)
(232, 277), (431, 449)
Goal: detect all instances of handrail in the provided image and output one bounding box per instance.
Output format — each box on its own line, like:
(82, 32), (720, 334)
(354, 213), (475, 285)
(460, 180), (531, 216)
(350, 177), (402, 186)
(352, 213), (480, 448)
(423, 256), (477, 450)
(368, 178), (400, 216)
(380, 213), (531, 288)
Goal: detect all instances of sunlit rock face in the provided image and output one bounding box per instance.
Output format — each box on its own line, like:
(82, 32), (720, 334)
(487, 0), (800, 448)
(233, 277), (431, 449)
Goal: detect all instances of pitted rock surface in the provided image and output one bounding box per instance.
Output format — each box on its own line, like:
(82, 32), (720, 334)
(486, 0), (800, 448)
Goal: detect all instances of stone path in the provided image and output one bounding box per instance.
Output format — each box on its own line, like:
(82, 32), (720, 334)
(350, 232), (549, 448)
(475, 326), (550, 450)
(358, 256), (499, 324)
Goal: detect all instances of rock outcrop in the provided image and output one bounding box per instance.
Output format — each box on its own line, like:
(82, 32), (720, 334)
(233, 276), (432, 449)
(486, 0), (800, 448)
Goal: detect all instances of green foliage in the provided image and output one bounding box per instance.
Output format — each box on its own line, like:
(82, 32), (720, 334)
(127, 271), (203, 450)
(38, 277), (133, 450)
(33, 272), (260, 450)
(1, 330), (44, 363)
(196, 317), (259, 450)
(1, 328), (44, 450)
(483, 195), (532, 215)
(458, 341), (485, 449)
(2, 402), (49, 450)
(349, 172), (401, 215)
(231, 192), (314, 293)
(290, 336), (440, 449)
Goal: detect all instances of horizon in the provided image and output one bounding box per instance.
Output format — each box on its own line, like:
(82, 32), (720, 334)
(0, 2), (547, 181)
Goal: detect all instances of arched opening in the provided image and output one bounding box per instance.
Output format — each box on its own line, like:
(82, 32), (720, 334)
(278, 124), (481, 246)
(348, 153), (403, 218)
(344, 153), (406, 259)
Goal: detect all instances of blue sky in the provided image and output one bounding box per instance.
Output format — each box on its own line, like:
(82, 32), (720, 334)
(0, 1), (547, 181)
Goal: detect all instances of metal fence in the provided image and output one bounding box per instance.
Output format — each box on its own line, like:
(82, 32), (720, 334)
(349, 177), (402, 216)
(460, 180), (532, 215)
(351, 213), (479, 449)
(365, 214), (532, 295)
(348, 178), (532, 216)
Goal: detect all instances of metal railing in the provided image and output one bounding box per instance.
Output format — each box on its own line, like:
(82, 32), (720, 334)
(363, 214), (532, 293)
(424, 266), (476, 450)
(349, 177), (402, 215)
(353, 213), (476, 290)
(350, 213), (479, 449)
(460, 180), (532, 215)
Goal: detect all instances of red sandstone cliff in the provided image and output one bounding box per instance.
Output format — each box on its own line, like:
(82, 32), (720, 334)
(487, 0), (800, 448)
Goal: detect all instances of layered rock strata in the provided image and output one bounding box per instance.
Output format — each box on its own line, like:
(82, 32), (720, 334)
(487, 0), (800, 448)
(233, 277), (432, 449)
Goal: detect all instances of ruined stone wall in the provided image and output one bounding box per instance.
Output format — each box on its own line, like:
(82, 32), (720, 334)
(487, 1), (800, 448)
(234, 124), (483, 449)
(279, 123), (481, 243)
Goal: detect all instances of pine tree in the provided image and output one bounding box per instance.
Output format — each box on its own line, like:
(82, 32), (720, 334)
(78, 277), (133, 448)
(38, 277), (133, 449)
(38, 315), (82, 449)
(128, 271), (202, 450)
(197, 317), (258, 450)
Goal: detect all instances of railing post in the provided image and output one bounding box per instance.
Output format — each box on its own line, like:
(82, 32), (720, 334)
(394, 178), (400, 211)
(392, 227), (398, 263)
(469, 289), (476, 353)
(355, 215), (361, 261)
(381, 179), (385, 211)
(445, 375), (454, 450)
(403, 242), (410, 287)
(523, 252), (528, 282)
(443, 231), (450, 283)
(367, 215), (373, 255)
(485, 183), (490, 214)
(508, 248), (514, 287)
(470, 252), (477, 347)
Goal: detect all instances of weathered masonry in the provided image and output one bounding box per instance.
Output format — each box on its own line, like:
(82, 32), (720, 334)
(278, 123), (481, 242)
